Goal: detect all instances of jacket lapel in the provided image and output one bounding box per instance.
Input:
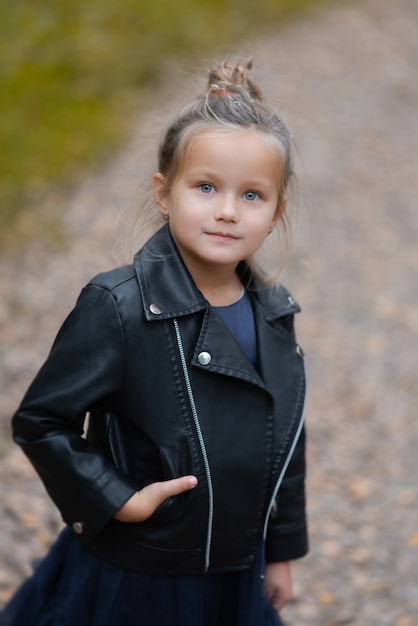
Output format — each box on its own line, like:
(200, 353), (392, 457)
(255, 297), (306, 444)
(133, 225), (303, 398)
(190, 307), (265, 389)
(134, 225), (208, 321)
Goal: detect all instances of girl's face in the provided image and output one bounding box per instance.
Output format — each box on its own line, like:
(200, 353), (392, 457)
(153, 129), (285, 278)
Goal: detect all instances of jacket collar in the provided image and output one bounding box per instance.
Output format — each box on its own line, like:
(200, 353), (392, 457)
(134, 225), (301, 322)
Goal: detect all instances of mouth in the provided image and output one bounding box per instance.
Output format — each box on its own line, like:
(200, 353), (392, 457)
(206, 231), (240, 242)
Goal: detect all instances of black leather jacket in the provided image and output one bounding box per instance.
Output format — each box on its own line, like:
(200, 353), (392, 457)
(12, 225), (308, 575)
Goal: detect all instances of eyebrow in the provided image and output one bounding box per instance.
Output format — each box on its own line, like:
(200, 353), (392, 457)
(187, 169), (275, 187)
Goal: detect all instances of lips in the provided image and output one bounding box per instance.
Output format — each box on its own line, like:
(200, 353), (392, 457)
(206, 231), (240, 241)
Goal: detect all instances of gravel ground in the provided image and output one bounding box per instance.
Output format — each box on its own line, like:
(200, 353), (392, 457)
(1, 0), (418, 623)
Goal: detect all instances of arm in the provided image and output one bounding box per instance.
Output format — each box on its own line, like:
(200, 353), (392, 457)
(265, 425), (308, 562)
(12, 284), (140, 541)
(13, 281), (199, 538)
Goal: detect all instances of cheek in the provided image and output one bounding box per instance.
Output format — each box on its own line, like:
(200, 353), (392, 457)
(250, 210), (277, 232)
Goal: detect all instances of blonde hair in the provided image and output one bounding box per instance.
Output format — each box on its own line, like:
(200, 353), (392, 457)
(117, 59), (297, 285)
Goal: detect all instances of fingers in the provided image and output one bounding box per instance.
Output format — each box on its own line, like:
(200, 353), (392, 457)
(269, 590), (289, 612)
(113, 475), (198, 523)
(136, 475), (198, 522)
(141, 475), (197, 507)
(266, 582), (289, 612)
(139, 476), (197, 519)
(156, 475), (198, 499)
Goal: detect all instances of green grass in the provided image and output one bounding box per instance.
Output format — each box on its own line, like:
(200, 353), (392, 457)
(0, 0), (323, 249)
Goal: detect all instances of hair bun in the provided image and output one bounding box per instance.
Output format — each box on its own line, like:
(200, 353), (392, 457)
(207, 59), (263, 101)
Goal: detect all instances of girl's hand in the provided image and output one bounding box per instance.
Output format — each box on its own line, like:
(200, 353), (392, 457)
(113, 475), (198, 523)
(264, 561), (293, 612)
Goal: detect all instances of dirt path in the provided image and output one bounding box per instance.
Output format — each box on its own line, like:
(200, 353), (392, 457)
(1, 0), (418, 623)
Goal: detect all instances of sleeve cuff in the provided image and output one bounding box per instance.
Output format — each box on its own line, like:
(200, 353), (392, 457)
(265, 525), (309, 563)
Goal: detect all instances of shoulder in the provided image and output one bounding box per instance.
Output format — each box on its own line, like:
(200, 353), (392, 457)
(238, 262), (301, 319)
(77, 265), (141, 318)
(252, 282), (301, 321)
(88, 264), (137, 293)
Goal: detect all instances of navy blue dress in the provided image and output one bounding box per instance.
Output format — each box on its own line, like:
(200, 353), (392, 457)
(1, 290), (283, 626)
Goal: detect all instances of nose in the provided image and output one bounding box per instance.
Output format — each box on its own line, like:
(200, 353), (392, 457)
(214, 194), (239, 222)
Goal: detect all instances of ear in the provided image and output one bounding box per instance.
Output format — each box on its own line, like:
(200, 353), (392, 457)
(152, 173), (170, 217)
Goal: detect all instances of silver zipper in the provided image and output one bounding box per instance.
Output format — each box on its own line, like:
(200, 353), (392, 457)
(263, 381), (307, 541)
(173, 318), (214, 571)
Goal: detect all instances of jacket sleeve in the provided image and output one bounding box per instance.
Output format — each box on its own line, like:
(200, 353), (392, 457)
(265, 420), (308, 563)
(12, 283), (139, 543)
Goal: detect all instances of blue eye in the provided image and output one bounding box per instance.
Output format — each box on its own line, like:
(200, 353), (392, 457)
(244, 191), (260, 201)
(199, 183), (215, 194)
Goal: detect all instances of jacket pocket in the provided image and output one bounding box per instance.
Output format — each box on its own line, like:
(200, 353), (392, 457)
(143, 446), (187, 524)
(159, 445), (179, 480)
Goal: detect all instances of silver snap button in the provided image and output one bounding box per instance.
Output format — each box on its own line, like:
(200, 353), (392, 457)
(149, 303), (162, 315)
(288, 295), (296, 307)
(296, 345), (305, 358)
(72, 521), (84, 535)
(198, 351), (212, 366)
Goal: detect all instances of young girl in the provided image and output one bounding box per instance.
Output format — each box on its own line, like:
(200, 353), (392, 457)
(2, 59), (308, 626)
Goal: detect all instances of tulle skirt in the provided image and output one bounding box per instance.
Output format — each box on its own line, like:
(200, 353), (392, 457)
(0, 528), (282, 626)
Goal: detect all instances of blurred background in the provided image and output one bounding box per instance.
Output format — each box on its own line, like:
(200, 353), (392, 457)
(0, 0), (318, 251)
(1, 0), (418, 624)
